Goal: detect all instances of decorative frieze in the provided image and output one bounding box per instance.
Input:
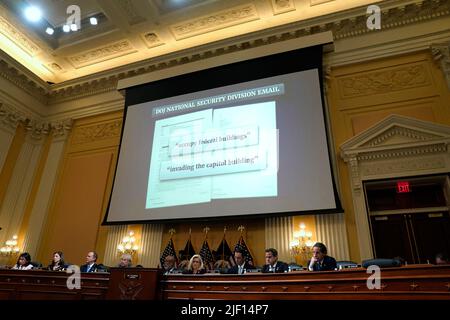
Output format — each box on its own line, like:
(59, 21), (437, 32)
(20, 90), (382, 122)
(338, 64), (430, 98)
(71, 119), (122, 145)
(68, 40), (136, 68)
(0, 16), (40, 56)
(170, 4), (259, 40)
(361, 155), (447, 176)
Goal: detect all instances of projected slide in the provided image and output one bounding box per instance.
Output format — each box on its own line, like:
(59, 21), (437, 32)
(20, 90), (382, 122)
(146, 102), (278, 209)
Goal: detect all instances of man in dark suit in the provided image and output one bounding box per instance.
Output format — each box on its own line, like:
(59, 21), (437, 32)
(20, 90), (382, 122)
(80, 251), (100, 272)
(308, 242), (337, 271)
(227, 249), (256, 274)
(163, 255), (177, 275)
(262, 248), (289, 273)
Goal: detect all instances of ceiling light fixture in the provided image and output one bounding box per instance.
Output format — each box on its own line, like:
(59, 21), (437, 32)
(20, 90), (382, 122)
(70, 23), (78, 31)
(45, 27), (54, 35)
(89, 17), (98, 25)
(24, 6), (42, 22)
(62, 25), (70, 33)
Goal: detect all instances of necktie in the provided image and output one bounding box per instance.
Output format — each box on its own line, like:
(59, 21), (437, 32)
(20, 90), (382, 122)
(239, 266), (243, 274)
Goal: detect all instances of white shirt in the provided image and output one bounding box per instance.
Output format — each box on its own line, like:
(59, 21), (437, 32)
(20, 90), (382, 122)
(86, 263), (95, 272)
(269, 262), (278, 272)
(12, 264), (33, 270)
(238, 264), (244, 275)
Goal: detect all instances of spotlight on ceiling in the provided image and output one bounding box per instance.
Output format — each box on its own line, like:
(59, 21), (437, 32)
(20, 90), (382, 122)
(24, 6), (42, 22)
(62, 25), (70, 33)
(45, 27), (54, 35)
(70, 23), (78, 31)
(90, 17), (98, 25)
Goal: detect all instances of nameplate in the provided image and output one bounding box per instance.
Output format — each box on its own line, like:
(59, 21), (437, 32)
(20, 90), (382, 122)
(125, 274), (140, 280)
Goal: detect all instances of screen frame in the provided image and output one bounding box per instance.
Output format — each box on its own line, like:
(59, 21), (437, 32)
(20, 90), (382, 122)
(103, 44), (343, 225)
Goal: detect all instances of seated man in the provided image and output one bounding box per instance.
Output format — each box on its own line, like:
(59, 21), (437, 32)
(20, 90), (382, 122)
(163, 255), (177, 275)
(435, 252), (449, 265)
(118, 253), (133, 268)
(227, 249), (255, 274)
(262, 248), (289, 273)
(308, 242), (337, 271)
(80, 251), (102, 273)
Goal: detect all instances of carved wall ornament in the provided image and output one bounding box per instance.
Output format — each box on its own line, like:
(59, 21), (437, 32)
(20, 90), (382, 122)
(25, 120), (50, 140)
(361, 156), (447, 176)
(431, 41), (450, 91)
(50, 119), (73, 139)
(0, 103), (27, 131)
(271, 0), (296, 15)
(361, 126), (441, 148)
(170, 4), (259, 40)
(338, 64), (429, 98)
(68, 40), (136, 68)
(141, 32), (163, 48)
(48, 63), (63, 72)
(71, 119), (122, 145)
(0, 16), (40, 56)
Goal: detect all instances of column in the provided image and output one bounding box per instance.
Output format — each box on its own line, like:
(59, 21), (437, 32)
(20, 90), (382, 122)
(0, 104), (25, 173)
(0, 123), (47, 247)
(315, 212), (350, 261)
(22, 119), (73, 257)
(102, 225), (127, 267)
(265, 216), (294, 264)
(139, 224), (163, 268)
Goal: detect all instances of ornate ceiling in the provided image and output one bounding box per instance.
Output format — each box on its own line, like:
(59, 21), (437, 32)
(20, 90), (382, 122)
(0, 0), (381, 84)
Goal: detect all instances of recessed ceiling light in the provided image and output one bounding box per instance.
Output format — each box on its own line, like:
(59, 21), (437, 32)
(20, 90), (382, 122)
(90, 17), (98, 25)
(62, 25), (70, 32)
(24, 6), (42, 22)
(70, 23), (78, 31)
(45, 27), (54, 35)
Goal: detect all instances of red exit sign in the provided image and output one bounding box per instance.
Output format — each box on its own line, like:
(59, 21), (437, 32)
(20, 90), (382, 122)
(397, 181), (411, 193)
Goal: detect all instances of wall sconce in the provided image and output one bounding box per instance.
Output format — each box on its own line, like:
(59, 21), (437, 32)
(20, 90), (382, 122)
(117, 231), (139, 255)
(0, 235), (20, 256)
(289, 223), (314, 265)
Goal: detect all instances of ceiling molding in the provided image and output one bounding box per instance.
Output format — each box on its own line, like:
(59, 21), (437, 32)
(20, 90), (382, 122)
(0, 0), (449, 110)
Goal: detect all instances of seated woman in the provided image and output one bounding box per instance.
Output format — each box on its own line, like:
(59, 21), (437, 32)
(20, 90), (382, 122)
(12, 252), (33, 270)
(47, 251), (66, 271)
(182, 254), (206, 274)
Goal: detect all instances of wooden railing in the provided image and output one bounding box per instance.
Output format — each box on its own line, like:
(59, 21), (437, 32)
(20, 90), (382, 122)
(1, 264), (450, 300)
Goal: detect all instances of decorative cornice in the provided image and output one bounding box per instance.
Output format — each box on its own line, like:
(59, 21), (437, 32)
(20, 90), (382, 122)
(170, 4), (260, 40)
(1, 0), (449, 108)
(431, 41), (450, 90)
(0, 60), (48, 104)
(0, 16), (40, 56)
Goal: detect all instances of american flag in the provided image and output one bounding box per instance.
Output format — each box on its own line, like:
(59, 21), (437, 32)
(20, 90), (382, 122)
(199, 239), (215, 270)
(234, 235), (254, 266)
(213, 237), (233, 268)
(178, 237), (195, 261)
(160, 238), (178, 268)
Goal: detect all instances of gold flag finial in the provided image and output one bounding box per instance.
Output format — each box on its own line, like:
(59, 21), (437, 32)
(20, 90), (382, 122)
(168, 228), (176, 237)
(203, 226), (210, 238)
(238, 225), (245, 234)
